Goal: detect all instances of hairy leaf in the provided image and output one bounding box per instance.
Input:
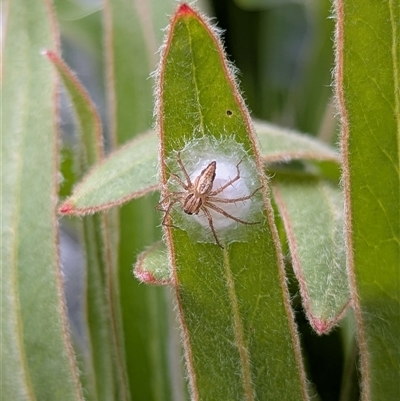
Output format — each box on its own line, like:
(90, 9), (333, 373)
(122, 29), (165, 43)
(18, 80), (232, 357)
(273, 177), (349, 334)
(1, 1), (83, 399)
(335, 0), (400, 399)
(156, 5), (308, 399)
(59, 131), (159, 214)
(46, 50), (130, 400)
(134, 242), (171, 285)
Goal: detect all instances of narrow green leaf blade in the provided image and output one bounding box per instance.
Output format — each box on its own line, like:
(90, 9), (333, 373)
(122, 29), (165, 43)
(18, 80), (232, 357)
(255, 120), (339, 164)
(46, 50), (131, 400)
(80, 216), (116, 401)
(273, 177), (350, 334)
(1, 1), (83, 399)
(59, 132), (159, 214)
(335, 0), (400, 399)
(44, 50), (103, 168)
(157, 5), (308, 399)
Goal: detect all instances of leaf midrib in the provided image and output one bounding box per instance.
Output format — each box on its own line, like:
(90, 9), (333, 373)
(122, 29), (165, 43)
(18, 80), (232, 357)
(184, 17), (205, 136)
(223, 248), (255, 401)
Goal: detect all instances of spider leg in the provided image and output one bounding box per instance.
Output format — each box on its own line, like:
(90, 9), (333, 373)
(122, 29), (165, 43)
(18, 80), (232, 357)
(204, 202), (260, 225)
(161, 221), (180, 229)
(211, 186), (262, 204)
(160, 197), (181, 228)
(155, 191), (185, 211)
(200, 206), (223, 248)
(169, 173), (189, 190)
(176, 151), (193, 187)
(209, 159), (242, 196)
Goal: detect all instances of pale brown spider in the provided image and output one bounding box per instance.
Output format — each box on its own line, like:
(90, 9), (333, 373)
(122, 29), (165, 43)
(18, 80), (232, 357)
(157, 152), (261, 248)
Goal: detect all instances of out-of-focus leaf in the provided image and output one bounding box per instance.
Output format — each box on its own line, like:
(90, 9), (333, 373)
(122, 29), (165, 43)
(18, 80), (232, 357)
(1, 1), (83, 400)
(59, 146), (77, 198)
(134, 242), (171, 285)
(53, 0), (102, 20)
(272, 177), (349, 334)
(46, 50), (132, 400)
(45, 50), (103, 166)
(156, 4), (308, 399)
(256, 0), (335, 136)
(59, 131), (159, 214)
(335, 0), (400, 399)
(338, 309), (359, 401)
(255, 120), (339, 164)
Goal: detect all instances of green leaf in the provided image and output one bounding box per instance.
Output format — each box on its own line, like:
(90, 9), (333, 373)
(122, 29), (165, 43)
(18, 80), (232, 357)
(272, 177), (349, 334)
(46, 51), (130, 400)
(45, 50), (103, 168)
(256, 120), (341, 181)
(59, 146), (76, 198)
(134, 242), (171, 285)
(156, 4), (308, 399)
(335, 0), (400, 399)
(339, 309), (359, 401)
(254, 120), (339, 164)
(1, 1), (83, 400)
(59, 131), (159, 214)
(53, 0), (102, 21)
(59, 123), (339, 215)
(80, 215), (116, 401)
(244, 1), (335, 136)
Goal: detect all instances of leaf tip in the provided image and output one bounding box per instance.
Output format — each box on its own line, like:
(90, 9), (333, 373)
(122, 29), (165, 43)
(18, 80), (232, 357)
(176, 3), (195, 17)
(133, 265), (171, 286)
(59, 202), (75, 215)
(42, 49), (57, 60)
(133, 267), (156, 284)
(311, 318), (332, 335)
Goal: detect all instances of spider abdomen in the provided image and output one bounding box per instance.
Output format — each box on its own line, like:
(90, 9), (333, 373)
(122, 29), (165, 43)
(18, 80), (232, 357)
(183, 193), (203, 215)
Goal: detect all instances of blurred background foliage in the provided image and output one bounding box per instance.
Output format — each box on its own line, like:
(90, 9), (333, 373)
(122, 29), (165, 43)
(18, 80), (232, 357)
(53, 1), (350, 400)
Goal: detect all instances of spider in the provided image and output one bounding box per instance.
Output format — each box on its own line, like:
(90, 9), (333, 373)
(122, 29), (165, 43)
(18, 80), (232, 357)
(157, 152), (261, 248)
